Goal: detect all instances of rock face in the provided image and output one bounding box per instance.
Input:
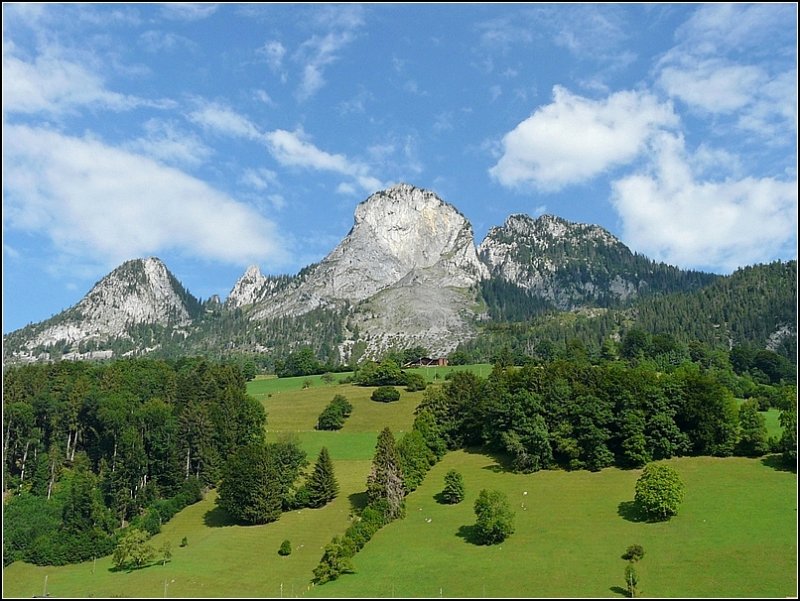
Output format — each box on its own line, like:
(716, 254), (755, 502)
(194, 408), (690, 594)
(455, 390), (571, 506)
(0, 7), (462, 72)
(7, 258), (199, 358)
(478, 214), (645, 309)
(228, 184), (489, 356)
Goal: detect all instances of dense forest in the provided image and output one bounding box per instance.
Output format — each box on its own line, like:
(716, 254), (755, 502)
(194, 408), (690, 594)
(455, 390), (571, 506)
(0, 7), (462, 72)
(3, 358), (265, 566)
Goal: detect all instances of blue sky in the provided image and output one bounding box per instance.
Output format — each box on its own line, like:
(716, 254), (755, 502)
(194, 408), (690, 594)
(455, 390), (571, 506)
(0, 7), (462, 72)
(3, 3), (797, 333)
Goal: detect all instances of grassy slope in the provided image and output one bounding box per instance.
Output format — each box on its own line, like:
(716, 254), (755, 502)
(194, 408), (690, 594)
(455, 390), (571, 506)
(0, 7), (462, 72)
(3, 369), (796, 598)
(311, 452), (797, 599)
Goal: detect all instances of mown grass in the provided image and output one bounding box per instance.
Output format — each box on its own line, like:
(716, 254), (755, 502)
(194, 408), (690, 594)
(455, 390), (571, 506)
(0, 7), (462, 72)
(3, 366), (796, 598)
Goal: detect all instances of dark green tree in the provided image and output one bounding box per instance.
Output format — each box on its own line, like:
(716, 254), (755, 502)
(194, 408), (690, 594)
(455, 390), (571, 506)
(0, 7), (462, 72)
(441, 469), (465, 504)
(217, 443), (282, 524)
(278, 539), (292, 556)
(473, 489), (515, 545)
(634, 463), (685, 521)
(304, 447), (339, 508)
(366, 428), (405, 520)
(778, 409), (797, 466)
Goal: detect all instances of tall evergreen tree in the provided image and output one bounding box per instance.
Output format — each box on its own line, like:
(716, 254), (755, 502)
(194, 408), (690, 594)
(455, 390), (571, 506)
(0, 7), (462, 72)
(366, 427), (405, 519)
(304, 447), (338, 508)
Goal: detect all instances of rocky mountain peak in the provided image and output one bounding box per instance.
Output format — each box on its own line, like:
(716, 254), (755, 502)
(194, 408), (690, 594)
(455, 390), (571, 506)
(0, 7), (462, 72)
(6, 257), (198, 359)
(227, 264), (269, 309)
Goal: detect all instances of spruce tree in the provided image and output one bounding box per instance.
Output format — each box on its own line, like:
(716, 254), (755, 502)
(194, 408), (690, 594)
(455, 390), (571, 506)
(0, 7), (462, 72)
(367, 427), (405, 519)
(305, 447), (339, 508)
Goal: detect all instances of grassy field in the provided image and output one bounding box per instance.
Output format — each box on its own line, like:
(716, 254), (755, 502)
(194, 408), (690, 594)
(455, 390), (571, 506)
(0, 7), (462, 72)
(3, 369), (796, 598)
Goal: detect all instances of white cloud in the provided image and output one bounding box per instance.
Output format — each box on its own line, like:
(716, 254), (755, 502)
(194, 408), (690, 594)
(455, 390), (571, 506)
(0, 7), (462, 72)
(294, 31), (356, 101)
(241, 168), (278, 191)
(187, 103), (263, 140)
(160, 3), (219, 21)
(611, 133), (797, 272)
(3, 124), (288, 268)
(266, 129), (383, 193)
(674, 3), (796, 56)
(2, 43), (155, 116)
(659, 59), (766, 113)
(139, 30), (196, 53)
(490, 86), (678, 191)
(253, 89), (276, 106)
(258, 40), (287, 77)
(187, 103), (383, 194)
(126, 119), (212, 168)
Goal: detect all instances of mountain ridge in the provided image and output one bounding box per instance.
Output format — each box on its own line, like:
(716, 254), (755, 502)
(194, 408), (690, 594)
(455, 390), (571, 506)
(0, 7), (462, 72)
(4, 183), (794, 365)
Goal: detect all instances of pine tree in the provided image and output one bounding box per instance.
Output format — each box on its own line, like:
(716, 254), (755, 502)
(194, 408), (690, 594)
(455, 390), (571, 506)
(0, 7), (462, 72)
(304, 447), (339, 508)
(366, 427), (405, 519)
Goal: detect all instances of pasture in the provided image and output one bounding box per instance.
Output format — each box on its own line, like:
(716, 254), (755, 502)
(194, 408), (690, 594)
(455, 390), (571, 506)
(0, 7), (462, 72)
(3, 369), (796, 598)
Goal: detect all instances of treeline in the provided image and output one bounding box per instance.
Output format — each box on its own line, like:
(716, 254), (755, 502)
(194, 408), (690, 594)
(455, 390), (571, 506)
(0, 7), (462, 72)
(3, 357), (266, 565)
(420, 355), (796, 474)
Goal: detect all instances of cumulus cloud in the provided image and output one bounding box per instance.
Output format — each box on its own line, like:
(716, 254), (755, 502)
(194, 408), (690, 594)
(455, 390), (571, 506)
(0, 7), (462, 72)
(490, 86), (677, 190)
(611, 133), (797, 272)
(3, 124), (288, 268)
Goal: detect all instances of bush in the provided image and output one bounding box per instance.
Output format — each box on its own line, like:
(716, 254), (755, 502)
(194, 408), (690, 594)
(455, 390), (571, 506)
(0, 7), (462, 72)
(316, 395), (353, 430)
(278, 539), (292, 556)
(622, 544), (645, 562)
(404, 372), (427, 392)
(371, 386), (400, 403)
(634, 464), (685, 521)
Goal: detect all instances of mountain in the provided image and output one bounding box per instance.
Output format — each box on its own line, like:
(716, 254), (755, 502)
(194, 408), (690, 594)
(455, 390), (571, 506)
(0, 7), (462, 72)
(4, 257), (201, 362)
(478, 213), (717, 319)
(4, 184), (794, 366)
(226, 184), (488, 357)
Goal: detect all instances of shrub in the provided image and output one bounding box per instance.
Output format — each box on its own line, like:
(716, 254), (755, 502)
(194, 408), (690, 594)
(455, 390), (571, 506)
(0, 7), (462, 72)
(404, 372), (427, 392)
(622, 544), (645, 562)
(278, 539), (292, 556)
(371, 386), (400, 403)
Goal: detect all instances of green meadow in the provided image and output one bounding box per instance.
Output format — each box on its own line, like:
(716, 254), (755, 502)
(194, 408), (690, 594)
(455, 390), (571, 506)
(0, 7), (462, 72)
(3, 370), (796, 598)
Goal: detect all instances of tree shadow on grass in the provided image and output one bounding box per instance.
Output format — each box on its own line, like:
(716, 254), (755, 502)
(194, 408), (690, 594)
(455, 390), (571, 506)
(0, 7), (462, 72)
(609, 585), (629, 597)
(108, 561), (155, 574)
(617, 501), (647, 523)
(761, 453), (796, 473)
(348, 491), (369, 512)
(462, 446), (515, 473)
(433, 491), (450, 505)
(203, 505), (239, 527)
(455, 524), (482, 546)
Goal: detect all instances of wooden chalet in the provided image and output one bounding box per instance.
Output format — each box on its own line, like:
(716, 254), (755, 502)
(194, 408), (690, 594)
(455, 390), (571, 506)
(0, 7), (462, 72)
(403, 357), (449, 368)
